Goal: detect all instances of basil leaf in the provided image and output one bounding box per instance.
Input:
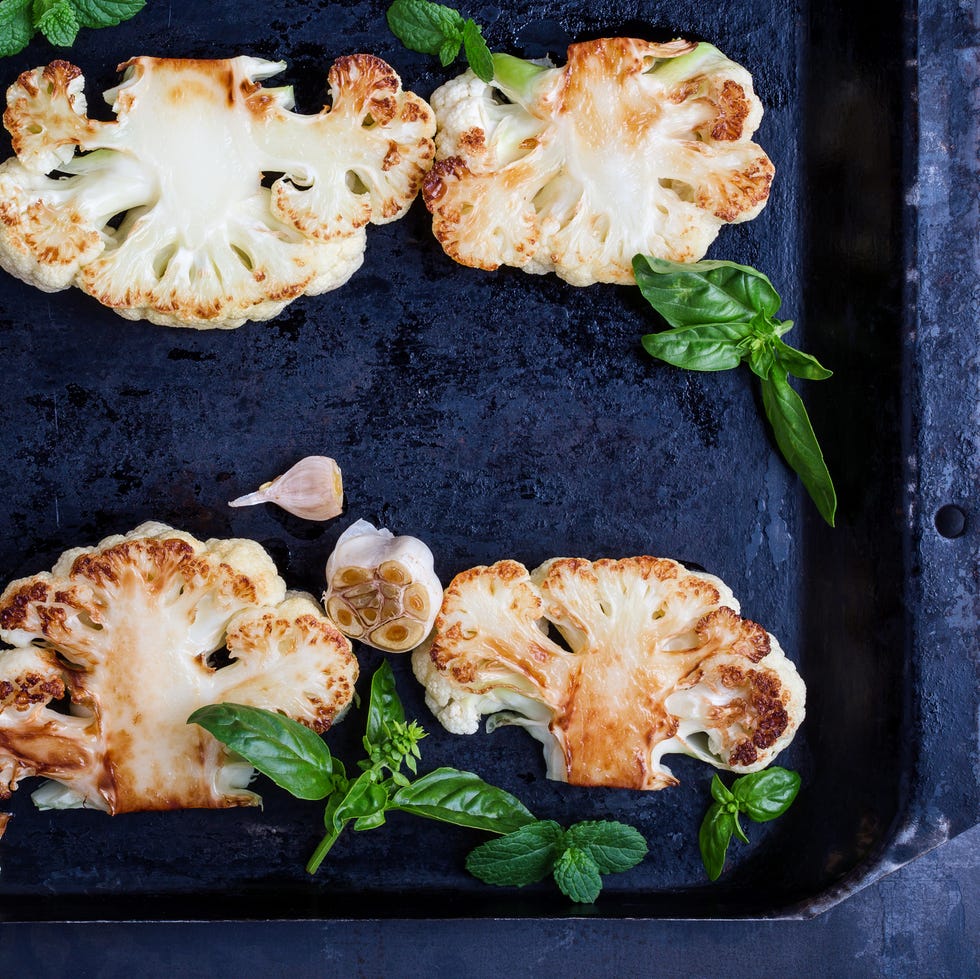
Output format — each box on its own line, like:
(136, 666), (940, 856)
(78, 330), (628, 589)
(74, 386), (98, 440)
(390, 767), (536, 834)
(364, 659), (405, 749)
(462, 18), (494, 82)
(774, 339), (833, 380)
(188, 703), (334, 801)
(761, 367), (837, 526)
(331, 772), (389, 832)
(642, 323), (748, 372)
(709, 773), (735, 806)
(465, 820), (564, 886)
(553, 846), (603, 904)
(0, 0), (33, 56)
(748, 341), (775, 380)
(36, 0), (76, 46)
(353, 810), (387, 831)
(69, 0), (143, 28)
(563, 820), (648, 874)
(386, 0), (464, 57)
(634, 255), (782, 328)
(699, 802), (735, 881)
(732, 811), (751, 845)
(732, 767), (801, 822)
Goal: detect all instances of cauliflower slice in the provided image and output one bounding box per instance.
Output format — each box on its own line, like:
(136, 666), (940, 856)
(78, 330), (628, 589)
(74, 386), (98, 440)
(412, 556), (804, 790)
(0, 522), (358, 813)
(0, 56), (435, 328)
(423, 39), (774, 285)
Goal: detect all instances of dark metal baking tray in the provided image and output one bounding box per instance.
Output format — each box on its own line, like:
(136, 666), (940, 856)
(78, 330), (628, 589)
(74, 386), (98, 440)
(0, 0), (975, 921)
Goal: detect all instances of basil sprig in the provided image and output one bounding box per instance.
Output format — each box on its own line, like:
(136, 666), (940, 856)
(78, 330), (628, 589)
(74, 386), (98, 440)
(633, 255), (837, 527)
(191, 663), (648, 902)
(387, 0), (494, 82)
(698, 768), (801, 880)
(191, 662), (535, 874)
(466, 819), (648, 904)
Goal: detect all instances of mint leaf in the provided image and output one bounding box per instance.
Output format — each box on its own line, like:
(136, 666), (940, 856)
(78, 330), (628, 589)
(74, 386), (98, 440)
(462, 18), (494, 82)
(465, 820), (564, 886)
(553, 847), (602, 904)
(70, 0), (145, 29)
(563, 820), (648, 874)
(36, 0), (77, 46)
(0, 0), (33, 57)
(386, 0), (464, 57)
(438, 36), (461, 67)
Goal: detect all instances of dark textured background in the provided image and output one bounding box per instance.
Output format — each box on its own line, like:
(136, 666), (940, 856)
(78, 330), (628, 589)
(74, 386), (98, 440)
(0, 0), (975, 945)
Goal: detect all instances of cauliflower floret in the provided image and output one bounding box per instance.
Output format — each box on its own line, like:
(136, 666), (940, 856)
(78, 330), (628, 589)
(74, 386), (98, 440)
(423, 38), (774, 286)
(412, 556), (804, 790)
(0, 56), (435, 328)
(0, 522), (358, 813)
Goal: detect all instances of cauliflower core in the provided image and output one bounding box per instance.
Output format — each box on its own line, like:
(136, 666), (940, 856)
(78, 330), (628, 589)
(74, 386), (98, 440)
(424, 39), (774, 285)
(0, 523), (358, 812)
(0, 56), (435, 328)
(412, 556), (804, 790)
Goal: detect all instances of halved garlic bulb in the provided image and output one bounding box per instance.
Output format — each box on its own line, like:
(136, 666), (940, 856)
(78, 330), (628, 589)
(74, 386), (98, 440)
(229, 456), (343, 522)
(324, 519), (442, 652)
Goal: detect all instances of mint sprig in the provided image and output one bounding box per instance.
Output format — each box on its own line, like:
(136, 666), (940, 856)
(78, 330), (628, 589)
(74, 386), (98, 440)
(634, 255), (837, 526)
(387, 0), (494, 82)
(0, 0), (143, 56)
(466, 819), (648, 903)
(698, 769), (801, 880)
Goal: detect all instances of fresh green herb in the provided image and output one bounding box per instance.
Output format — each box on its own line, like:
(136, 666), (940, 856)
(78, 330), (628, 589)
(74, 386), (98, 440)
(386, 0), (494, 82)
(190, 663), (648, 903)
(466, 819), (648, 904)
(633, 255), (837, 526)
(698, 768), (801, 880)
(0, 0), (144, 57)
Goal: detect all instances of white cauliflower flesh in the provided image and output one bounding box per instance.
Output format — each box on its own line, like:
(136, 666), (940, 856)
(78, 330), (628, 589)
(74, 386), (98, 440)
(0, 56), (435, 328)
(423, 39), (774, 286)
(412, 556), (804, 790)
(0, 522), (358, 813)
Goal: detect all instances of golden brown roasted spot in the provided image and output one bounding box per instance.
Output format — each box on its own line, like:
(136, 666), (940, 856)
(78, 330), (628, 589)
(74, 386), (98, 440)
(0, 523), (357, 814)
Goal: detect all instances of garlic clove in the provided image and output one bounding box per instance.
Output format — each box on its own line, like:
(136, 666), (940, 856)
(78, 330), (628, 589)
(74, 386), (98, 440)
(229, 456), (343, 522)
(324, 519), (442, 653)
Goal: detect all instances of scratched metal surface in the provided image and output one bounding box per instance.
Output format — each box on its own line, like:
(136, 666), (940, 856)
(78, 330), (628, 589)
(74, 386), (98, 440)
(0, 0), (975, 921)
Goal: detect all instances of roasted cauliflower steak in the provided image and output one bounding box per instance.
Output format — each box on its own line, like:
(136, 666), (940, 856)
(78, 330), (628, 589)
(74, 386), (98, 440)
(0, 522), (358, 813)
(424, 38), (774, 285)
(413, 556), (804, 790)
(0, 55), (435, 328)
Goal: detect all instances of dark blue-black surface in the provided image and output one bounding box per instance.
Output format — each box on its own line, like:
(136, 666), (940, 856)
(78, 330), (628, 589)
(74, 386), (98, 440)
(0, 0), (975, 933)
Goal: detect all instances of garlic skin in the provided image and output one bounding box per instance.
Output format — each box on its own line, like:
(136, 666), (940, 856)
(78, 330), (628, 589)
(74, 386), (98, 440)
(324, 519), (442, 653)
(229, 456), (343, 522)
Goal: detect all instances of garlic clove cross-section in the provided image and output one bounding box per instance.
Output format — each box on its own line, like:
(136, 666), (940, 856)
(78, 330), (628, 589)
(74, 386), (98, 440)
(324, 519), (442, 652)
(229, 456), (344, 522)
